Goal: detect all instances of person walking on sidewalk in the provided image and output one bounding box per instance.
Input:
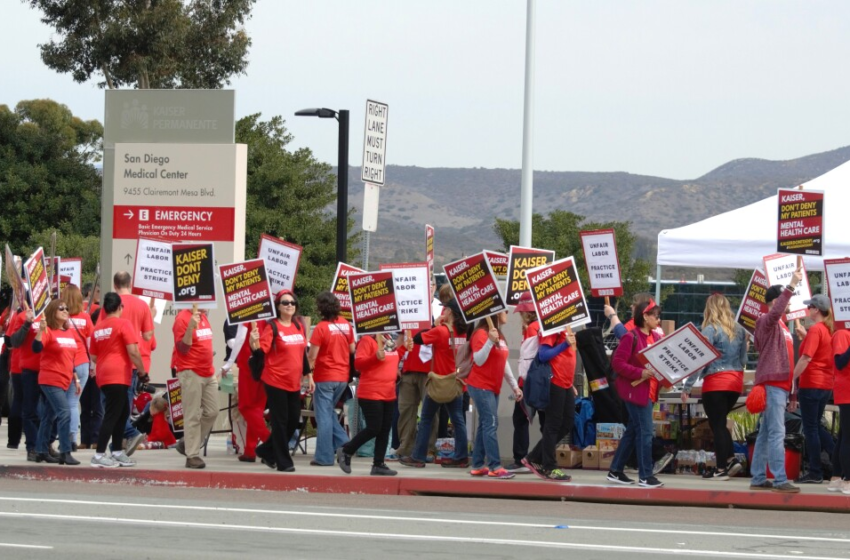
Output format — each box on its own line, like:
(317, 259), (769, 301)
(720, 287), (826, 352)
(337, 333), (399, 476)
(251, 290), (312, 472)
(90, 293), (147, 468)
(506, 295), (541, 474)
(172, 305), (217, 469)
(467, 311), (522, 480)
(682, 294), (748, 481)
(827, 325), (850, 494)
(33, 300), (81, 465)
(606, 300), (664, 488)
(64, 285), (93, 452)
(307, 292), (354, 466)
(9, 299), (43, 462)
(750, 270), (803, 494)
(793, 294), (836, 484)
(394, 327), (432, 460)
(79, 283), (103, 450)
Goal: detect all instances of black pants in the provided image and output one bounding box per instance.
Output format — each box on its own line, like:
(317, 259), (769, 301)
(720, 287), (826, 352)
(97, 384), (129, 454)
(5, 372), (22, 447)
(527, 384), (575, 471)
(832, 403), (850, 481)
(257, 384), (301, 471)
(343, 398), (394, 465)
(702, 390), (740, 468)
(80, 376), (104, 445)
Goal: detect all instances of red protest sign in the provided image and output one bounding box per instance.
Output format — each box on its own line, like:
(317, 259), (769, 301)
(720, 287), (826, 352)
(443, 252), (507, 324)
(425, 224), (435, 278)
(484, 250), (509, 279)
(506, 246), (555, 305)
(777, 188), (824, 256)
(735, 269), (769, 337)
(525, 256), (591, 336)
(579, 229), (623, 297)
(348, 271), (401, 335)
(24, 247), (51, 318)
(218, 259), (275, 326)
(331, 262), (365, 323)
(48, 256), (61, 298)
(166, 378), (184, 434)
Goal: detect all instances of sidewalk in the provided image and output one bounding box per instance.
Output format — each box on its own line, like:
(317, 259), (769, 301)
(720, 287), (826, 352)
(1, 432), (848, 513)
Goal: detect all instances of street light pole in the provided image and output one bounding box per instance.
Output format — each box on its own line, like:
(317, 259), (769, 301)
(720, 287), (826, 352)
(337, 110), (349, 263)
(519, 0), (536, 247)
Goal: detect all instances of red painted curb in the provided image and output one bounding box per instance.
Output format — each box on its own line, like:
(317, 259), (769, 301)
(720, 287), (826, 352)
(2, 465), (849, 513)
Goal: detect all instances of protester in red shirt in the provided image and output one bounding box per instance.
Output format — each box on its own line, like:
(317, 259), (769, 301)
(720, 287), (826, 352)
(32, 300), (80, 465)
(173, 305), (216, 469)
(8, 300), (42, 461)
(337, 333), (399, 476)
(4, 303), (26, 452)
(307, 292), (355, 466)
(63, 285), (93, 451)
(792, 294), (836, 483)
(467, 311), (521, 480)
(251, 290), (311, 472)
(79, 282), (104, 449)
(90, 292), (146, 468)
(828, 328), (850, 494)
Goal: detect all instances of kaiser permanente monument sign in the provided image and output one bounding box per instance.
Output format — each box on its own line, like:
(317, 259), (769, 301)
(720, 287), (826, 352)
(103, 91), (246, 383)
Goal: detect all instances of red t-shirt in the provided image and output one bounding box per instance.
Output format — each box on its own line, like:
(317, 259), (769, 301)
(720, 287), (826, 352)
(18, 316), (42, 372)
(149, 412), (177, 446)
(798, 322), (834, 390)
(703, 370), (744, 393)
(540, 330), (576, 390)
(91, 316), (138, 387)
(401, 328), (432, 374)
(260, 320), (307, 392)
(309, 318), (353, 383)
(37, 328), (78, 389)
(8, 310), (24, 373)
(766, 323), (794, 392)
(172, 310), (214, 377)
(68, 312), (94, 367)
(525, 321), (540, 341)
(355, 335), (400, 401)
(114, 294), (154, 367)
(467, 329), (509, 394)
(420, 324), (462, 376)
(832, 329), (850, 405)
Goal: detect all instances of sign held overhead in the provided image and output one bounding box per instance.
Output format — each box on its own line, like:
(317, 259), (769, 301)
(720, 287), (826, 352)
(777, 188), (824, 256)
(580, 229), (623, 297)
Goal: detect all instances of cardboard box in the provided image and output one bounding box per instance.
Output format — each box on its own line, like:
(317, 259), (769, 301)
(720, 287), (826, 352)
(599, 448), (617, 471)
(596, 438), (620, 451)
(596, 423), (625, 440)
(556, 444), (583, 468)
(583, 446), (600, 470)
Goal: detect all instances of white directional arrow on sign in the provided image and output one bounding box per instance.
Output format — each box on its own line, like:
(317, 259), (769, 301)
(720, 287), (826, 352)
(124, 209), (134, 219)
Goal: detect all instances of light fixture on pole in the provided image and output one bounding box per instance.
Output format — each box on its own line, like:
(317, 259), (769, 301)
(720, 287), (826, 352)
(295, 107), (350, 263)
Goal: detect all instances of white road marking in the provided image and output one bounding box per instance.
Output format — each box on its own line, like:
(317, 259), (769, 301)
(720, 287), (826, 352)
(0, 542), (53, 550)
(0, 510), (844, 560)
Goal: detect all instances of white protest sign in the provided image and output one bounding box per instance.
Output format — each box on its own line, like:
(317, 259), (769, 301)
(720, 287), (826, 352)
(59, 258), (83, 289)
(762, 253), (811, 321)
(361, 99), (389, 186)
(824, 257), (850, 330)
(132, 238), (173, 300)
(257, 234), (302, 294)
(579, 229), (623, 297)
(139, 296), (167, 325)
(379, 262), (432, 331)
(638, 323), (721, 385)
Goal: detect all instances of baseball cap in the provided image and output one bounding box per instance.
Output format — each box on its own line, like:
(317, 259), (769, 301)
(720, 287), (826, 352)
(765, 285), (784, 303)
(803, 294), (830, 313)
(513, 292), (536, 313)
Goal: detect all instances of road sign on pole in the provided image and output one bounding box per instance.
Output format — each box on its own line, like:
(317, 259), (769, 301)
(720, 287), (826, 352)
(361, 100), (388, 186)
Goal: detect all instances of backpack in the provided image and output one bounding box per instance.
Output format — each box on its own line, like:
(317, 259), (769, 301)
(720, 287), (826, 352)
(248, 320), (279, 381)
(524, 356), (552, 411)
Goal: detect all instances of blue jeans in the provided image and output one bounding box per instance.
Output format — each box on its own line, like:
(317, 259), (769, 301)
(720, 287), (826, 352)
(65, 363), (89, 440)
(21, 370), (41, 452)
(313, 381), (350, 465)
(37, 385), (72, 454)
(610, 399), (654, 480)
(411, 393), (468, 462)
(798, 388), (835, 479)
(751, 385), (789, 485)
(468, 386), (501, 470)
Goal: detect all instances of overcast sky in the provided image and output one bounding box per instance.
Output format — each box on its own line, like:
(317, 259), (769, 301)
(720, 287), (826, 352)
(3, 0), (850, 179)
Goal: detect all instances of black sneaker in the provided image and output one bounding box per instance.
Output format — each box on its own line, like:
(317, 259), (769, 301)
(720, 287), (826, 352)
(607, 471), (635, 485)
(336, 447), (352, 474)
(639, 476), (664, 488)
(371, 463), (398, 476)
(726, 458), (743, 477)
(796, 472), (823, 484)
(703, 467), (729, 481)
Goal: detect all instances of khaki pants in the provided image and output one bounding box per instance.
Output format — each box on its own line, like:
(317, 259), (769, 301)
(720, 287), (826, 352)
(177, 369), (219, 459)
(396, 372), (437, 457)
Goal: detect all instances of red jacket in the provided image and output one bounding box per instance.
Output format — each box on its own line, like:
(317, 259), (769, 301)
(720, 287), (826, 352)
(754, 288), (794, 386)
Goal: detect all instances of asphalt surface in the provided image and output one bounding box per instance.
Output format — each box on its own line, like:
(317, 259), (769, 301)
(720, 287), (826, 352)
(0, 480), (848, 560)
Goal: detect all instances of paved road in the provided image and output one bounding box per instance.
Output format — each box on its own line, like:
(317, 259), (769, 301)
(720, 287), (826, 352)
(0, 480), (847, 559)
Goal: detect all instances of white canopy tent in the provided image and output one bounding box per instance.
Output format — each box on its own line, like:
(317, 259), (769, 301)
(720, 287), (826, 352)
(657, 159), (850, 282)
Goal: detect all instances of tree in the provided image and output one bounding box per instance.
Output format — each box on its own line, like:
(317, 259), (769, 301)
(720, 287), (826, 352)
(26, 0), (255, 89)
(237, 113), (360, 319)
(493, 210), (652, 310)
(0, 100), (102, 253)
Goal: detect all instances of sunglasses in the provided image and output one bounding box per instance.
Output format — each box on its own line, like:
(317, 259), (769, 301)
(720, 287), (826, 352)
(57, 305), (69, 311)
(278, 300), (297, 307)
(807, 305), (818, 310)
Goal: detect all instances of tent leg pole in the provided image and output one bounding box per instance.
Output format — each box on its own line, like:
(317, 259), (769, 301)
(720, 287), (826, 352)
(655, 264), (662, 303)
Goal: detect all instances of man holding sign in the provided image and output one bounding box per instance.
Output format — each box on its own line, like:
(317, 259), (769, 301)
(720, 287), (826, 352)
(750, 268), (803, 494)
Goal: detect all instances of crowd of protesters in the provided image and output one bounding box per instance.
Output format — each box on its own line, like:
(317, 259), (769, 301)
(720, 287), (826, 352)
(1, 266), (847, 495)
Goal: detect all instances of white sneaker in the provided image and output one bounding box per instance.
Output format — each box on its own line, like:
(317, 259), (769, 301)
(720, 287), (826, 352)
(826, 478), (843, 493)
(90, 455), (118, 468)
(112, 452), (136, 467)
(842, 480), (850, 495)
